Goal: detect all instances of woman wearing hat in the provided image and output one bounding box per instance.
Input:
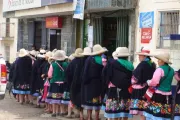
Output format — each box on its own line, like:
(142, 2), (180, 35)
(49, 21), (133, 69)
(82, 44), (107, 120)
(174, 69), (180, 120)
(13, 49), (32, 104)
(143, 52), (174, 120)
(30, 49), (46, 107)
(130, 47), (156, 120)
(47, 50), (68, 117)
(39, 51), (52, 111)
(66, 47), (91, 120)
(103, 47), (134, 120)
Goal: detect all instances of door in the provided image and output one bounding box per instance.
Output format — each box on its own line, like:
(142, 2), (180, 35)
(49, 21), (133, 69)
(50, 30), (61, 51)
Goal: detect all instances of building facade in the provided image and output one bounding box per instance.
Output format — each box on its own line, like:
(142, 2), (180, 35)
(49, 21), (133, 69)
(0, 0), (18, 63)
(3, 0), (77, 55)
(136, 0), (180, 85)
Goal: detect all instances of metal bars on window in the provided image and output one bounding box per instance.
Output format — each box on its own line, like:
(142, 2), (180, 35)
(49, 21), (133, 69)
(159, 11), (180, 49)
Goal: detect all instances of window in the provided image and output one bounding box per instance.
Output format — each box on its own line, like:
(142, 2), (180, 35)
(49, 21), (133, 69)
(158, 11), (180, 49)
(6, 18), (10, 37)
(4, 45), (10, 61)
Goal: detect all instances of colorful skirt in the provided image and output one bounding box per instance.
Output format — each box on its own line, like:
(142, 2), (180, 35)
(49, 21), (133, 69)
(82, 96), (102, 110)
(13, 83), (30, 95)
(46, 83), (64, 104)
(175, 93), (180, 120)
(144, 93), (172, 120)
(130, 86), (148, 115)
(61, 91), (70, 105)
(104, 87), (132, 119)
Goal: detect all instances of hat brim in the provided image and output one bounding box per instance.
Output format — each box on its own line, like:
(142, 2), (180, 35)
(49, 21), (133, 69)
(37, 54), (45, 58)
(154, 55), (172, 64)
(80, 52), (92, 56)
(53, 57), (66, 61)
(19, 52), (29, 57)
(135, 52), (153, 57)
(115, 53), (132, 57)
(72, 53), (84, 58)
(91, 49), (107, 56)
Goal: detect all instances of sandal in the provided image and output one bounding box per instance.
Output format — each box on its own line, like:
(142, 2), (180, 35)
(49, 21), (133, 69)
(35, 105), (40, 108)
(51, 113), (56, 117)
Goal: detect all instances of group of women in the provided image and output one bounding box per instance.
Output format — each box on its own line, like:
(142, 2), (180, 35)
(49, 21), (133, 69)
(10, 44), (180, 120)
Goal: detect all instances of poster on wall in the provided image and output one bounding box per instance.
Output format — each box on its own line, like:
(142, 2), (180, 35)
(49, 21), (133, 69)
(141, 28), (152, 43)
(139, 11), (154, 28)
(88, 26), (93, 48)
(73, 0), (85, 20)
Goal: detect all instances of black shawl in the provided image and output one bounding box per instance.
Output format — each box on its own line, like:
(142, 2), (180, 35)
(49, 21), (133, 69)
(133, 61), (156, 85)
(107, 60), (132, 89)
(30, 58), (46, 94)
(69, 57), (87, 108)
(82, 56), (104, 102)
(13, 56), (32, 88)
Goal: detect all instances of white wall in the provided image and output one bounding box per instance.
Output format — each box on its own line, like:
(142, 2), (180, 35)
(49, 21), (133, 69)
(136, 0), (180, 85)
(0, 0), (18, 63)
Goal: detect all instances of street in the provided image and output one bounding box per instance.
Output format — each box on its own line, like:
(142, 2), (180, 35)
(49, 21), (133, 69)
(0, 94), (140, 120)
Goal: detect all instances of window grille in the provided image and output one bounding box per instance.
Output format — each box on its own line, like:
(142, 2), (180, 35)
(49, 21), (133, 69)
(158, 11), (180, 49)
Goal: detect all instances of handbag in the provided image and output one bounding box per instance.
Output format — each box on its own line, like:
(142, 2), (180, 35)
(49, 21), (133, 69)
(144, 67), (170, 102)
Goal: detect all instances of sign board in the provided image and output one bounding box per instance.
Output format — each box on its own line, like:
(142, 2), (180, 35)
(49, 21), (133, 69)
(3, 0), (41, 12)
(46, 17), (63, 29)
(141, 28), (152, 43)
(73, 0), (85, 20)
(42, 0), (73, 6)
(139, 12), (154, 28)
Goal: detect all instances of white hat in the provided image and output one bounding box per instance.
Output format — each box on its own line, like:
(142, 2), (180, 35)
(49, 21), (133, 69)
(40, 49), (46, 54)
(29, 50), (37, 57)
(68, 54), (75, 61)
(19, 49), (29, 57)
(48, 57), (54, 64)
(53, 50), (66, 61)
(112, 51), (118, 59)
(135, 46), (153, 56)
(81, 47), (92, 56)
(91, 44), (108, 56)
(114, 47), (131, 57)
(45, 51), (52, 58)
(154, 52), (172, 64)
(73, 48), (84, 58)
(60, 50), (68, 59)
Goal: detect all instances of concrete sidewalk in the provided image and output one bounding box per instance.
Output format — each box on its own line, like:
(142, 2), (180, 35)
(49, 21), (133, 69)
(0, 94), (139, 120)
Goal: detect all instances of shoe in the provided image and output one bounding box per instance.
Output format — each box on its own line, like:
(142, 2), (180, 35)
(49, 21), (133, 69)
(51, 113), (56, 117)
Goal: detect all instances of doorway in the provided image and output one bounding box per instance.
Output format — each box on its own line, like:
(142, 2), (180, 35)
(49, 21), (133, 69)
(103, 17), (117, 56)
(50, 29), (61, 51)
(34, 21), (42, 50)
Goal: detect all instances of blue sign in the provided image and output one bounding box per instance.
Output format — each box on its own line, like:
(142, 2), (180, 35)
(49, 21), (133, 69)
(139, 12), (154, 28)
(73, 0), (85, 20)
(42, 0), (73, 6)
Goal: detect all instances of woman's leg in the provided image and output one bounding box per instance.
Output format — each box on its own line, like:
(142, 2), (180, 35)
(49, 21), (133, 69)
(140, 115), (146, 120)
(19, 94), (24, 104)
(87, 110), (92, 120)
(123, 117), (128, 120)
(55, 104), (59, 114)
(52, 104), (56, 114)
(67, 104), (72, 116)
(79, 109), (84, 120)
(95, 110), (100, 120)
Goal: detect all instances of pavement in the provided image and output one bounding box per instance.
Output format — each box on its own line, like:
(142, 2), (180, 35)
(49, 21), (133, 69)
(0, 94), (140, 120)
